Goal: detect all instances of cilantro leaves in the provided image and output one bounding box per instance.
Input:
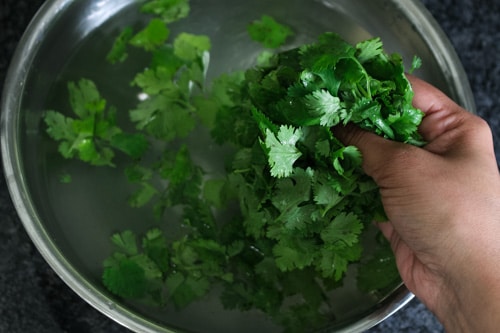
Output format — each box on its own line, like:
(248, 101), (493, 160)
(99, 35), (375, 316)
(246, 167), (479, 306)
(247, 15), (293, 49)
(43, 2), (419, 331)
(264, 126), (303, 177)
(43, 79), (148, 166)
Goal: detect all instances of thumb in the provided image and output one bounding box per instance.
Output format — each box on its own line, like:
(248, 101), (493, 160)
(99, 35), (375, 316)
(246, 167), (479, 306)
(332, 124), (420, 182)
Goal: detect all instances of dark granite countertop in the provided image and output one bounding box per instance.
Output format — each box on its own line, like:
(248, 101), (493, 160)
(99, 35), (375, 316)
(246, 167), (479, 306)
(0, 0), (499, 332)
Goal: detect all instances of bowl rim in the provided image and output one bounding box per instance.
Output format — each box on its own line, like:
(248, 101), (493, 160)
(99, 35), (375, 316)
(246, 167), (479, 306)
(1, 0), (474, 332)
(0, 1), (171, 332)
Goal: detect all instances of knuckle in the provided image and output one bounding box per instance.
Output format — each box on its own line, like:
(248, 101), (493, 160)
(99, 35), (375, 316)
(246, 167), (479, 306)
(370, 143), (422, 182)
(461, 114), (493, 146)
(333, 124), (365, 147)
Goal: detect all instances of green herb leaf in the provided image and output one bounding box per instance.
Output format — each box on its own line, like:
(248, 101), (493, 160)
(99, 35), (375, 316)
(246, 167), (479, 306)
(107, 27), (134, 64)
(355, 37), (384, 64)
(129, 95), (195, 142)
(130, 18), (170, 51)
(132, 66), (178, 95)
(141, 0), (190, 24)
(103, 255), (148, 298)
(273, 238), (317, 271)
(43, 110), (75, 141)
(110, 132), (149, 159)
(173, 33), (211, 62)
(142, 228), (170, 273)
(357, 235), (400, 292)
(166, 272), (211, 309)
(68, 79), (106, 118)
(247, 15), (293, 49)
(43, 79), (125, 166)
(317, 241), (363, 281)
(111, 230), (139, 256)
(128, 182), (158, 208)
(304, 89), (345, 127)
(320, 212), (363, 246)
(410, 55), (422, 74)
(264, 125), (303, 178)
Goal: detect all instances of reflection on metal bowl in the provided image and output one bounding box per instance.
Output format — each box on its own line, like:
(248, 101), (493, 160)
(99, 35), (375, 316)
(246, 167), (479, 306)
(1, 0), (474, 332)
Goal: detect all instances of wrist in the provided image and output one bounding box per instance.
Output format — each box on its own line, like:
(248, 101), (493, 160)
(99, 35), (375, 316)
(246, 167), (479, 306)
(435, 233), (500, 332)
(438, 278), (500, 332)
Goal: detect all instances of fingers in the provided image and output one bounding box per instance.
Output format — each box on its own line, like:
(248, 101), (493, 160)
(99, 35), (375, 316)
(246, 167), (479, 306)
(407, 75), (470, 143)
(377, 221), (394, 242)
(407, 75), (452, 114)
(334, 76), (495, 182)
(408, 76), (495, 158)
(333, 124), (416, 182)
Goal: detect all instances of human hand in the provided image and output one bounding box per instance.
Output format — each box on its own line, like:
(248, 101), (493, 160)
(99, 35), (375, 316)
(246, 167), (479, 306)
(334, 76), (500, 332)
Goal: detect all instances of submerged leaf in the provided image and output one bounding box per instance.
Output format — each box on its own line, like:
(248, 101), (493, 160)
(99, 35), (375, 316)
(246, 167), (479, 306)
(247, 15), (293, 49)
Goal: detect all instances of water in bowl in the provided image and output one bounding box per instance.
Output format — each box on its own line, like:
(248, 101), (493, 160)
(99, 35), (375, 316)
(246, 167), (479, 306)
(26, 0), (401, 332)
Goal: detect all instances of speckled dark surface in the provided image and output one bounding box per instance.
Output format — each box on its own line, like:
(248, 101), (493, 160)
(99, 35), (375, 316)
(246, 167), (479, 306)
(0, 0), (498, 332)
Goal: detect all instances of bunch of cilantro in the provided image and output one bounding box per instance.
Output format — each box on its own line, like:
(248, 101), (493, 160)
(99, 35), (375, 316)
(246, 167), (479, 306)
(42, 0), (423, 332)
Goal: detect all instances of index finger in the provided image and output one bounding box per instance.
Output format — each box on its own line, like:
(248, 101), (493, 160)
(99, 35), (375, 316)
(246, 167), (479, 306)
(407, 75), (453, 114)
(408, 75), (469, 143)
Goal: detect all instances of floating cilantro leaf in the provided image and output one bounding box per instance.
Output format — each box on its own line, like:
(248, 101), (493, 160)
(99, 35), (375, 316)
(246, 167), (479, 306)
(320, 212), (363, 246)
(43, 79), (124, 166)
(317, 241), (363, 281)
(110, 132), (149, 159)
(130, 18), (170, 51)
(410, 55), (422, 74)
(106, 27), (134, 64)
(129, 95), (195, 142)
(103, 254), (148, 299)
(111, 230), (139, 256)
(141, 0), (190, 24)
(357, 235), (400, 293)
(247, 15), (293, 49)
(103, 230), (165, 302)
(173, 32), (211, 61)
(67, 79), (106, 118)
(132, 66), (179, 95)
(273, 238), (317, 271)
(166, 272), (211, 309)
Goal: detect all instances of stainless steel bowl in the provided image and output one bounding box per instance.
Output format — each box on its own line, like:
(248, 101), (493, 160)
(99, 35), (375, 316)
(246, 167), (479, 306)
(1, 0), (474, 332)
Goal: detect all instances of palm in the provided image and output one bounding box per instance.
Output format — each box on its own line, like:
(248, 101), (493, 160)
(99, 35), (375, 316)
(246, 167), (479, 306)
(378, 222), (445, 314)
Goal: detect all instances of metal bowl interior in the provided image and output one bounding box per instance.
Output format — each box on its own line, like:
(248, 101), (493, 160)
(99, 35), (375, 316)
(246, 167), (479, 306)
(1, 0), (474, 332)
